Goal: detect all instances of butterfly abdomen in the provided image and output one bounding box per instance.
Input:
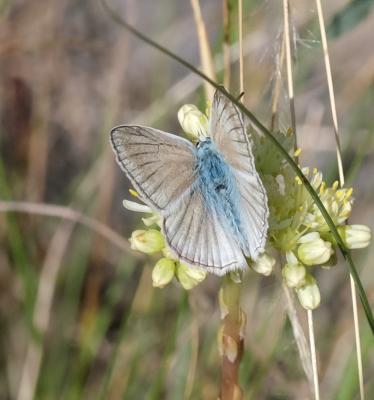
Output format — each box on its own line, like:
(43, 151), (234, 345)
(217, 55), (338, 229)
(196, 138), (248, 251)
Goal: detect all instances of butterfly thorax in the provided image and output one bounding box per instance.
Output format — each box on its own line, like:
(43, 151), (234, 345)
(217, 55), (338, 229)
(196, 138), (232, 193)
(195, 138), (246, 249)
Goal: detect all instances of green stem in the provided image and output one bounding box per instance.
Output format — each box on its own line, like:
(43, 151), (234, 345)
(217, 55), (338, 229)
(100, 0), (374, 334)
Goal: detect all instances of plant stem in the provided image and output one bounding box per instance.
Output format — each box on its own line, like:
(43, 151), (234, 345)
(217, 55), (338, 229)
(315, 0), (365, 397)
(282, 0), (298, 153)
(219, 276), (245, 400)
(190, 0), (216, 100)
(238, 0), (244, 99)
(222, 0), (232, 89)
(307, 310), (320, 400)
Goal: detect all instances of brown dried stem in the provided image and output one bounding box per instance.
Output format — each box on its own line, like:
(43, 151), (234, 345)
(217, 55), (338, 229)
(219, 276), (245, 400)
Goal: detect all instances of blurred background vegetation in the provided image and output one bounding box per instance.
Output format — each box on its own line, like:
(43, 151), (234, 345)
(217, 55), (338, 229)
(0, 0), (373, 399)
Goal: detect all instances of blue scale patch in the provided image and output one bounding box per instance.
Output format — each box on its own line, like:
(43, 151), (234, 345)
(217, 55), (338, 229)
(195, 138), (247, 250)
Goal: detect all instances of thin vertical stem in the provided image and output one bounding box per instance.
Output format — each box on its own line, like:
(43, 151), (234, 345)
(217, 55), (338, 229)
(282, 0), (297, 151)
(307, 310), (320, 400)
(270, 32), (286, 132)
(219, 6), (245, 398)
(315, 1), (364, 398)
(283, 2), (319, 395)
(219, 277), (244, 400)
(282, 283), (313, 384)
(238, 0), (244, 98)
(315, 0), (344, 185)
(190, 0), (216, 99)
(350, 275), (365, 399)
(223, 0), (232, 89)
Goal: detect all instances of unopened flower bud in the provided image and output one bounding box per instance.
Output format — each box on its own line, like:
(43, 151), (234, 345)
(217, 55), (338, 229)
(297, 232), (333, 266)
(296, 276), (321, 310)
(251, 253), (275, 276)
(123, 199), (152, 213)
(282, 263), (306, 288)
(129, 229), (164, 254)
(176, 263), (206, 290)
(152, 258), (175, 288)
(339, 224), (371, 249)
(285, 250), (298, 265)
(310, 170), (323, 190)
(177, 104), (208, 140)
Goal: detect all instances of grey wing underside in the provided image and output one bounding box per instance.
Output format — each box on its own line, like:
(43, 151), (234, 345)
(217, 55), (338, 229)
(209, 90), (269, 259)
(163, 188), (247, 276)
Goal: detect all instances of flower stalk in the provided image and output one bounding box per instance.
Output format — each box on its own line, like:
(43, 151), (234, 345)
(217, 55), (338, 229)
(219, 276), (245, 400)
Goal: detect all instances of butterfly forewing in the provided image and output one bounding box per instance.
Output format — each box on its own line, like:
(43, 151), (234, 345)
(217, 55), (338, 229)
(110, 125), (196, 211)
(209, 91), (269, 259)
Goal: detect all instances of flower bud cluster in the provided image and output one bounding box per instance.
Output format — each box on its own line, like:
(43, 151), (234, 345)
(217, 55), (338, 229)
(125, 193), (206, 290)
(251, 130), (371, 310)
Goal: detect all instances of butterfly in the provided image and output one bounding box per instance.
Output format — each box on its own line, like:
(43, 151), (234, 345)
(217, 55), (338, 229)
(110, 89), (269, 276)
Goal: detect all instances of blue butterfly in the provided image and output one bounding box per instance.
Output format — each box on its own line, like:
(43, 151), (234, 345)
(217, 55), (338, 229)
(110, 89), (269, 275)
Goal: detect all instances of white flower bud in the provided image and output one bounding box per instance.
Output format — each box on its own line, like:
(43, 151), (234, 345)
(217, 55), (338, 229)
(285, 250), (298, 266)
(297, 232), (333, 266)
(129, 229), (164, 254)
(339, 224), (371, 249)
(177, 104), (208, 140)
(123, 199), (152, 213)
(296, 277), (321, 310)
(310, 170), (323, 190)
(152, 258), (175, 288)
(282, 263), (306, 288)
(251, 253), (275, 276)
(176, 263), (206, 290)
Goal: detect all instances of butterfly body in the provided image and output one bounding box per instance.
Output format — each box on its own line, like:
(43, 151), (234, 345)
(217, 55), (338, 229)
(195, 137), (246, 253)
(110, 89), (269, 276)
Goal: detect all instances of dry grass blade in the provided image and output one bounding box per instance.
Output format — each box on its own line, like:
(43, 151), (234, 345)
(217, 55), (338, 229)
(190, 0), (216, 99)
(0, 201), (134, 255)
(270, 32), (285, 132)
(315, 0), (344, 185)
(315, 1), (365, 398)
(307, 310), (320, 400)
(222, 0), (232, 89)
(282, 0), (297, 151)
(238, 0), (244, 98)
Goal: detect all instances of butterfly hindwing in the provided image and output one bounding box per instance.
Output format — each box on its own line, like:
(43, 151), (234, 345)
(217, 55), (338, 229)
(209, 90), (269, 259)
(163, 187), (247, 275)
